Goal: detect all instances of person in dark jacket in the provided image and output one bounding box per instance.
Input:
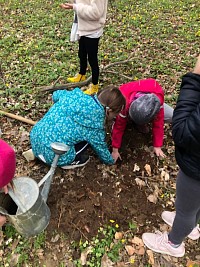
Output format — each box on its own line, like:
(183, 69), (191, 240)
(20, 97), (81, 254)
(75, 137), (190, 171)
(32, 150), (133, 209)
(142, 55), (200, 257)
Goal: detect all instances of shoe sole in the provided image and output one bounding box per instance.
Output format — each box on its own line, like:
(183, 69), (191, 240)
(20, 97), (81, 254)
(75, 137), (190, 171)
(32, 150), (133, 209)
(61, 158), (90, 170)
(67, 79), (86, 83)
(143, 241), (185, 257)
(161, 212), (200, 241)
(67, 77), (86, 83)
(142, 236), (185, 257)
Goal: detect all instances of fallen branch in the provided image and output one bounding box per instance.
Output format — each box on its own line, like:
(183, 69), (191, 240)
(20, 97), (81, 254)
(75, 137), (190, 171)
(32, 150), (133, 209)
(0, 110), (36, 125)
(57, 202), (65, 229)
(105, 70), (133, 80)
(39, 54), (135, 92)
(71, 222), (89, 241)
(40, 76), (92, 92)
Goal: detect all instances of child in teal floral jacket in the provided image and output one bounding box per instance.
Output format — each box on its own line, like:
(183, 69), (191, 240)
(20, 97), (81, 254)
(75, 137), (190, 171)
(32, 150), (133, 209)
(30, 86), (125, 169)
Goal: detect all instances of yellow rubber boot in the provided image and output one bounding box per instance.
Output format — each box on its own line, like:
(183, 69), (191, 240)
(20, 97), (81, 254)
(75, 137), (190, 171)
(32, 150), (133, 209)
(84, 83), (99, 95)
(67, 73), (86, 83)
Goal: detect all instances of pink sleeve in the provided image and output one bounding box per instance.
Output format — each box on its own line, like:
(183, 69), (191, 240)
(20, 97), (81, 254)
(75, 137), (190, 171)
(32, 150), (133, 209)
(152, 107), (164, 147)
(0, 140), (16, 188)
(112, 110), (128, 149)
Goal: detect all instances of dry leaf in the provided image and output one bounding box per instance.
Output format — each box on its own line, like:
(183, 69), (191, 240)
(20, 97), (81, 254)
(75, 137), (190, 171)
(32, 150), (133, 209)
(125, 245), (135, 256)
(80, 246), (92, 265)
(135, 178), (145, 188)
(9, 253), (20, 267)
(101, 253), (114, 267)
(186, 259), (200, 267)
(84, 225), (90, 233)
(131, 236), (144, 247)
(133, 163), (140, 172)
(20, 131), (30, 143)
(115, 232), (123, 240)
(144, 164), (151, 176)
(147, 194), (158, 204)
(137, 247), (145, 255)
(160, 170), (170, 181)
(147, 249), (155, 265)
(51, 234), (60, 243)
(153, 185), (160, 197)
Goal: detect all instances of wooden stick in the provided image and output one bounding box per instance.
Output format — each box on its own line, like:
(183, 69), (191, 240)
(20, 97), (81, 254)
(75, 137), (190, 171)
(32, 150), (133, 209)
(39, 55), (135, 92)
(0, 110), (37, 125)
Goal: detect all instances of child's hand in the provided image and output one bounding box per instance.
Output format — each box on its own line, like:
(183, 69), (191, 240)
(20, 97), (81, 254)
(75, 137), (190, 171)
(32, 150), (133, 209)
(60, 3), (73, 9)
(112, 148), (122, 162)
(3, 182), (13, 194)
(153, 147), (166, 158)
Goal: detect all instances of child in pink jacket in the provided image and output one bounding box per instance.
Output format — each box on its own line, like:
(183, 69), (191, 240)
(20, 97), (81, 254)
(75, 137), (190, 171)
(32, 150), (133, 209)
(111, 79), (173, 161)
(0, 139), (16, 226)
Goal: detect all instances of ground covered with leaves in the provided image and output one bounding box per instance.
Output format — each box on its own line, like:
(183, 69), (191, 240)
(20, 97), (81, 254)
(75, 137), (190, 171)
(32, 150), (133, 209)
(1, 0), (200, 266)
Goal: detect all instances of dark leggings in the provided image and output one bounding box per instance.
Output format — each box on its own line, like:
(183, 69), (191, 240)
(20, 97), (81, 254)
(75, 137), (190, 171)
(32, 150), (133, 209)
(169, 169), (200, 244)
(78, 36), (100, 85)
(74, 141), (89, 160)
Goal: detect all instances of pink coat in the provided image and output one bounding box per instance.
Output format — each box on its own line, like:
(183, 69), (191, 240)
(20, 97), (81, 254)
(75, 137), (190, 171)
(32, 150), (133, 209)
(0, 140), (16, 188)
(112, 79), (164, 149)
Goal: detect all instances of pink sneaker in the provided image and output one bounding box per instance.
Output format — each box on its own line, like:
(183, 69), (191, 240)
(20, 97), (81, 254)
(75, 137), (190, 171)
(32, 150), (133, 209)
(161, 211), (200, 241)
(142, 231), (185, 257)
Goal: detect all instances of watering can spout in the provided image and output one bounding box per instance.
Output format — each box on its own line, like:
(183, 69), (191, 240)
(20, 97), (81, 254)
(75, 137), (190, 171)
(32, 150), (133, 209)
(39, 142), (70, 202)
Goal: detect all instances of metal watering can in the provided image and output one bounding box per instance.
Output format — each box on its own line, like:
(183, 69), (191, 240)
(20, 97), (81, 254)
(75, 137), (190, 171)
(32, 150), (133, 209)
(0, 142), (69, 237)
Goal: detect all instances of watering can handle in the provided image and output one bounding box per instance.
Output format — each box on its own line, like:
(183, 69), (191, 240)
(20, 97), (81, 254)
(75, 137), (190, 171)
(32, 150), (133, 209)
(0, 206), (9, 216)
(8, 189), (27, 213)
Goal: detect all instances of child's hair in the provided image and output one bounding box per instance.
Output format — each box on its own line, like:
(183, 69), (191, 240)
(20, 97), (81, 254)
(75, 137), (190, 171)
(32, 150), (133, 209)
(97, 85), (126, 114)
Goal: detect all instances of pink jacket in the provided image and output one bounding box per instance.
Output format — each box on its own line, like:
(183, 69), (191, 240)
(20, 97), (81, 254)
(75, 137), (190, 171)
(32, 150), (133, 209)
(0, 139), (16, 188)
(112, 79), (164, 149)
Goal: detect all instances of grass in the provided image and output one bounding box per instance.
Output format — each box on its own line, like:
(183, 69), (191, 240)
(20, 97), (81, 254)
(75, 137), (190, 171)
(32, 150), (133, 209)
(1, 0), (199, 109)
(1, 0), (200, 265)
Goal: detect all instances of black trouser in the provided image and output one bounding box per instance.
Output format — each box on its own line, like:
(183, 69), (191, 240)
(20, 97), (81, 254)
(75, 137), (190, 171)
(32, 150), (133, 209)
(78, 36), (100, 85)
(74, 141), (89, 160)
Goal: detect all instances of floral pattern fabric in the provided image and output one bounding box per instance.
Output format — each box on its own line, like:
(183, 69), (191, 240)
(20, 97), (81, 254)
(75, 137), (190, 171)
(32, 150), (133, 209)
(30, 88), (114, 166)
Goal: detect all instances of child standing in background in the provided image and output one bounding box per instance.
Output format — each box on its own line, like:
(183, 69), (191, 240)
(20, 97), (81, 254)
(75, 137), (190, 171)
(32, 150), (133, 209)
(60, 0), (108, 95)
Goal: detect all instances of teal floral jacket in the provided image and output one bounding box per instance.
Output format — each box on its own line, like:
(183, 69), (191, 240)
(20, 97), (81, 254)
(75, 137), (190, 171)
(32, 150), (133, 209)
(30, 88), (114, 166)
